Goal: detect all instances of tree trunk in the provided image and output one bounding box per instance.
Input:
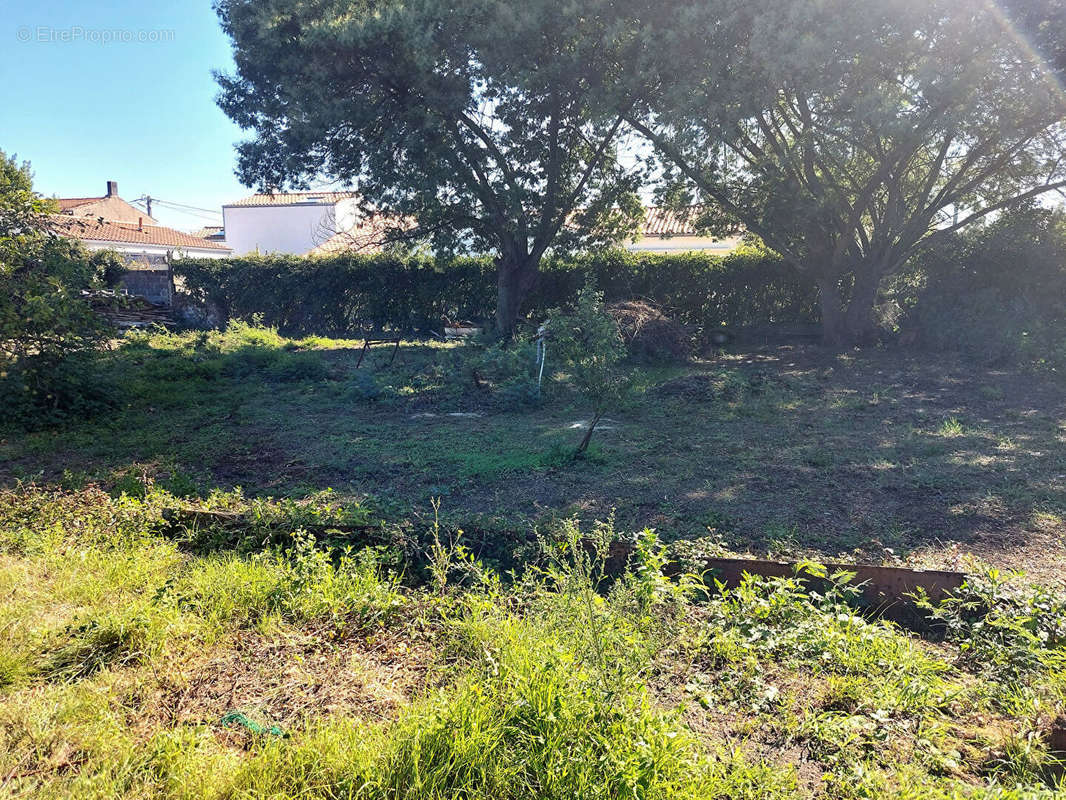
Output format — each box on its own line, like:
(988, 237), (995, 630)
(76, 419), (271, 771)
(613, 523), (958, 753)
(575, 410), (604, 456)
(816, 276), (849, 349)
(843, 267), (884, 346)
(495, 257), (539, 337)
(818, 268), (886, 348)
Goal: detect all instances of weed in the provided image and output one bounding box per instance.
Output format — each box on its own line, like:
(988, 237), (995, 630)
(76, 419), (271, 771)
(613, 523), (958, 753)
(938, 416), (966, 437)
(1, 488), (1064, 797)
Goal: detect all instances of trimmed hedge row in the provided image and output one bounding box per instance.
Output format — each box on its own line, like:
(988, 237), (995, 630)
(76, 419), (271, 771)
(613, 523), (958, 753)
(172, 247), (819, 337)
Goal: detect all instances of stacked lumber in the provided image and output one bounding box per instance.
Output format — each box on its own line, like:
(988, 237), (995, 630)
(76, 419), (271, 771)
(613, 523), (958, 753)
(84, 291), (175, 330)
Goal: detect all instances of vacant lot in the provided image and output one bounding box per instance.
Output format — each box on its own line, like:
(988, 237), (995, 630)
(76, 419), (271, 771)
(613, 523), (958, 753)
(2, 325), (1064, 579)
(2, 325), (1065, 798)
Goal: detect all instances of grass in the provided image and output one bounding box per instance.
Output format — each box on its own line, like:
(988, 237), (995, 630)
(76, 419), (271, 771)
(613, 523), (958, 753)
(0, 486), (1063, 798)
(2, 322), (1063, 579)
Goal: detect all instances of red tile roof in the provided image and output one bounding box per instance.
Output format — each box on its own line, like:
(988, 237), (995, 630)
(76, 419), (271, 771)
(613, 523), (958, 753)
(192, 226), (226, 241)
(49, 215), (231, 251)
(56, 197), (103, 211)
(640, 206), (712, 237)
(226, 191), (359, 208)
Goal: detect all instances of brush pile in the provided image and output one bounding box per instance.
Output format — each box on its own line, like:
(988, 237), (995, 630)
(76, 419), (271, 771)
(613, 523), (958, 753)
(607, 300), (691, 362)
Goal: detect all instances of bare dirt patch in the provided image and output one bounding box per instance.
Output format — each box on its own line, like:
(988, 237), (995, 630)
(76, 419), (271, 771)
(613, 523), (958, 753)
(139, 627), (433, 743)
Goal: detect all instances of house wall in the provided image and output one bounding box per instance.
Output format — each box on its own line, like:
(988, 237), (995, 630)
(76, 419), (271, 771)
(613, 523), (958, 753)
(119, 269), (173, 305)
(222, 203), (341, 256)
(78, 240), (230, 261)
(626, 235), (742, 254)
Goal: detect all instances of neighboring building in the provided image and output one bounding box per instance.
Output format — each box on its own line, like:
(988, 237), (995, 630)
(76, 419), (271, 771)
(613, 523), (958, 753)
(627, 206), (741, 254)
(50, 181), (231, 304)
(49, 215), (233, 262)
(219, 192), (739, 257)
(51, 181), (231, 261)
(222, 191), (381, 256)
(192, 225), (226, 243)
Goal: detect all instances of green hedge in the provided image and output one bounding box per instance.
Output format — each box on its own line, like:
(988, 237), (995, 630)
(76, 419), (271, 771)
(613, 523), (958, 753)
(173, 247), (818, 337)
(900, 207), (1066, 370)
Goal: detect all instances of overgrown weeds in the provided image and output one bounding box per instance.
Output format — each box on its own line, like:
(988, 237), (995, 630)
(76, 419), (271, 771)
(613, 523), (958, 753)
(1, 486), (1064, 797)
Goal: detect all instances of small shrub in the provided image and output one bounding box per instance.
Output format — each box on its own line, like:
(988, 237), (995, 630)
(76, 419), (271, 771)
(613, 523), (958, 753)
(495, 378), (542, 410)
(465, 339), (537, 387)
(0, 352), (118, 429)
(917, 568), (1066, 682)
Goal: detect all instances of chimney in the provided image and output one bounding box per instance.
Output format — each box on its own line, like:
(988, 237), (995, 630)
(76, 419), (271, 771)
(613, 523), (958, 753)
(106, 180), (118, 197)
(138, 217), (143, 232)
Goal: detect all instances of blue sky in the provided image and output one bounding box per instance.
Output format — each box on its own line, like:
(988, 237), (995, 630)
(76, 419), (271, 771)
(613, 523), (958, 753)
(1, 0), (250, 230)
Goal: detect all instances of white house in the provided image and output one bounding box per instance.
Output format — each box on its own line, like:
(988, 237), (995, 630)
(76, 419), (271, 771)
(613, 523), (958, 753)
(221, 191), (374, 256)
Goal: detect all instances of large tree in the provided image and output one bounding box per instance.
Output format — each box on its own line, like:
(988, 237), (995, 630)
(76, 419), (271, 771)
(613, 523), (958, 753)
(630, 0), (1066, 346)
(214, 0), (646, 334)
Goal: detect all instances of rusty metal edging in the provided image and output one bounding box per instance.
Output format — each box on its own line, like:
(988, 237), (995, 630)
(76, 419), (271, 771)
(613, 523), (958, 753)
(601, 542), (967, 629)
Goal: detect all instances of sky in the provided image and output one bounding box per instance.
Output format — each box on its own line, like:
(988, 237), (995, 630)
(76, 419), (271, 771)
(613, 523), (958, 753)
(0, 0), (250, 231)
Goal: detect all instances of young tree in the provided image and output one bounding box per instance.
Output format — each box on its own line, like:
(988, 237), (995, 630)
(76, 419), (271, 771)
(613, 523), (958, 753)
(630, 0), (1066, 346)
(548, 286), (631, 456)
(214, 0), (645, 335)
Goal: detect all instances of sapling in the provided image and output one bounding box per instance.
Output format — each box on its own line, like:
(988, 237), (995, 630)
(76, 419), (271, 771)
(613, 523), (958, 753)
(548, 286), (632, 456)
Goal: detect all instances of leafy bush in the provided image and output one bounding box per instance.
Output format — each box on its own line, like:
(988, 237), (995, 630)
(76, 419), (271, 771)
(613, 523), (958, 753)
(917, 568), (1066, 683)
(495, 378), (542, 410)
(344, 370), (386, 402)
(0, 352), (118, 429)
(0, 152), (116, 428)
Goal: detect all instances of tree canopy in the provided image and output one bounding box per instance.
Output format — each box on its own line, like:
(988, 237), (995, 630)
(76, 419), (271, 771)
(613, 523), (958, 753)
(215, 0), (647, 334)
(1001, 0), (1066, 79)
(630, 0), (1066, 345)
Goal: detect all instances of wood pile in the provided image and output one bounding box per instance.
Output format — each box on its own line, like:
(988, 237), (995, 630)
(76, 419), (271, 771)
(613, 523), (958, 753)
(84, 290), (175, 330)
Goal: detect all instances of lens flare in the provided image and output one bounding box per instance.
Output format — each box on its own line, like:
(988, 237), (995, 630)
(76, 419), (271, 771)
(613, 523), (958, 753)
(986, 0), (1066, 111)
